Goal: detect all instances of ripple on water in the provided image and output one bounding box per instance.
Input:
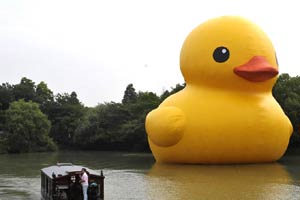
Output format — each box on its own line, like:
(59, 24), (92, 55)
(0, 176), (40, 200)
(1, 152), (300, 200)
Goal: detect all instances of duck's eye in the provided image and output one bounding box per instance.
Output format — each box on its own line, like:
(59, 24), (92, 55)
(213, 47), (230, 63)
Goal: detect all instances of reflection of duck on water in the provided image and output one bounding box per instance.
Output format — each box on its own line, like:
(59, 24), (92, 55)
(146, 163), (295, 200)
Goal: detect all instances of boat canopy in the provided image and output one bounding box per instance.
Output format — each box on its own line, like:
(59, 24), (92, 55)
(41, 163), (99, 179)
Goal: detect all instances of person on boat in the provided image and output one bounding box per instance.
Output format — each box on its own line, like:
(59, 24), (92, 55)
(70, 175), (81, 200)
(79, 168), (89, 200)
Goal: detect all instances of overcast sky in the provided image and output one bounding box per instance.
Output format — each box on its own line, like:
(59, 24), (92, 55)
(1, 0), (299, 107)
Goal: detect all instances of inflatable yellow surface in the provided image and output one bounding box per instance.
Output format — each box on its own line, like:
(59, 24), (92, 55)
(145, 16), (293, 164)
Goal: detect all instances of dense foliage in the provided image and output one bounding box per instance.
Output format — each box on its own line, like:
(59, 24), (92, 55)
(73, 91), (160, 151)
(273, 74), (300, 147)
(4, 100), (56, 153)
(0, 74), (300, 154)
(0, 78), (84, 153)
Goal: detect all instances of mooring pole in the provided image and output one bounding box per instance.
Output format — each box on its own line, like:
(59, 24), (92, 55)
(100, 170), (105, 199)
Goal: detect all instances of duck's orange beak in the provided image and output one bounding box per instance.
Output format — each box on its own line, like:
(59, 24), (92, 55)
(233, 56), (278, 82)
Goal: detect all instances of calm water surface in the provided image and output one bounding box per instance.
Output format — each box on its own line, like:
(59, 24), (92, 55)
(0, 151), (300, 200)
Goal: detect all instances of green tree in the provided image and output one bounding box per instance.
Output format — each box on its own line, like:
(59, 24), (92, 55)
(47, 92), (85, 147)
(160, 83), (185, 101)
(4, 99), (56, 153)
(0, 83), (14, 110)
(0, 83), (14, 130)
(122, 83), (138, 104)
(74, 102), (131, 150)
(273, 74), (300, 147)
(119, 91), (160, 151)
(74, 86), (161, 151)
(13, 77), (36, 102)
(35, 81), (54, 113)
(273, 74), (290, 106)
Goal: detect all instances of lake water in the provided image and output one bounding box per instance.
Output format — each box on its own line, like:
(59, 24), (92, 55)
(0, 151), (300, 200)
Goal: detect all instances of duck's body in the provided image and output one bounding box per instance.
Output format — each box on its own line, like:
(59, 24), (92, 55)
(148, 85), (291, 163)
(146, 16), (292, 164)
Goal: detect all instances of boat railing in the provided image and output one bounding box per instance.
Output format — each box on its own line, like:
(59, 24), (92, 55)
(56, 162), (73, 166)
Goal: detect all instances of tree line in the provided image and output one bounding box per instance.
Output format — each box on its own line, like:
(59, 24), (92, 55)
(0, 74), (300, 153)
(0, 77), (184, 153)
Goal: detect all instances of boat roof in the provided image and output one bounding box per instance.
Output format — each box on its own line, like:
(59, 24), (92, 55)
(41, 163), (99, 178)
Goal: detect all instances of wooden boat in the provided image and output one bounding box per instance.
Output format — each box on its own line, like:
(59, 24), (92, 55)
(41, 163), (105, 200)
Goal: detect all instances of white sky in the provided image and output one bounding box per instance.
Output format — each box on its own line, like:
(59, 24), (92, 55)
(0, 0), (299, 107)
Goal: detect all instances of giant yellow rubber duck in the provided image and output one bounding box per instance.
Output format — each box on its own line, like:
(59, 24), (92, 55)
(145, 16), (293, 164)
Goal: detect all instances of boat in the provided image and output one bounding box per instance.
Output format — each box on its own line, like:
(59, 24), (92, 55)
(41, 163), (105, 200)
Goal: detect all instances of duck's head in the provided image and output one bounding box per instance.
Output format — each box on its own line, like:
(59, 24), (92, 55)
(180, 16), (279, 92)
